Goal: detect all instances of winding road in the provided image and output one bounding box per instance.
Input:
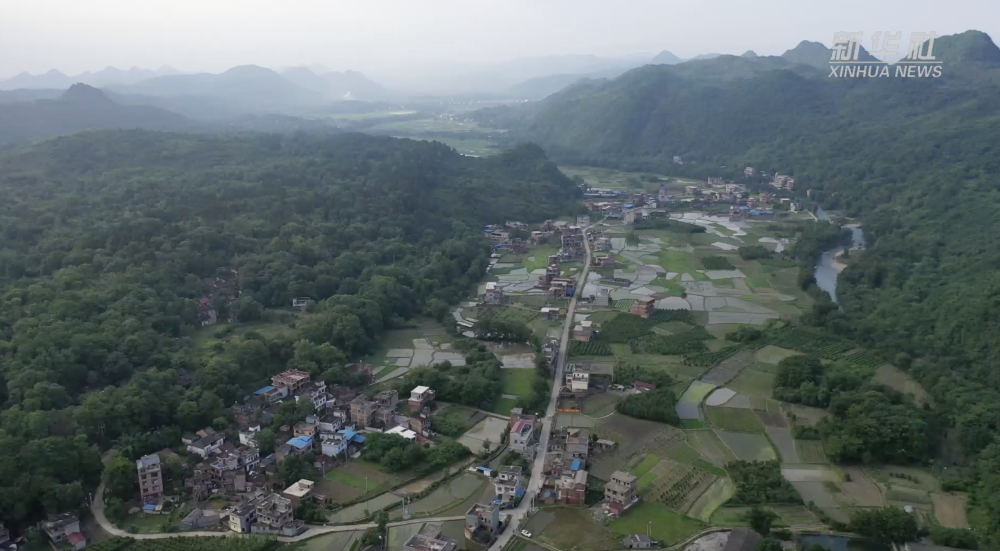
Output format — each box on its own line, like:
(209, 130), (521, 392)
(489, 225), (593, 551)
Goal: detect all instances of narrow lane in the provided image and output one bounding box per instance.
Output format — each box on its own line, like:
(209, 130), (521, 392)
(489, 224), (592, 551)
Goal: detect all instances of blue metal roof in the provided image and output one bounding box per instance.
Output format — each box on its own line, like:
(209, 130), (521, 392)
(143, 504), (156, 511)
(254, 385), (275, 395)
(340, 429), (357, 440)
(476, 466), (493, 473)
(352, 434), (366, 443)
(287, 435), (313, 450)
(623, 203), (634, 208)
(572, 460), (582, 471)
(515, 487), (526, 498)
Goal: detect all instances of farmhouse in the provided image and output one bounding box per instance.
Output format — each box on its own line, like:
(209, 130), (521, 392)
(509, 417), (536, 458)
(188, 432), (225, 458)
(540, 307), (560, 321)
(408, 386), (436, 410)
(136, 454), (163, 504)
(465, 502), (501, 542)
(573, 320), (593, 341)
(630, 297), (655, 318)
(272, 369), (312, 393)
(281, 479), (315, 505)
(252, 493), (301, 535)
(594, 287), (611, 307)
(494, 466), (525, 506)
(404, 524), (459, 551)
(350, 395), (377, 428)
(484, 282), (505, 304)
(604, 470), (639, 516)
(556, 468), (588, 505)
(569, 371), (590, 393)
(622, 535), (656, 549)
(744, 167), (756, 177)
(42, 514), (83, 547)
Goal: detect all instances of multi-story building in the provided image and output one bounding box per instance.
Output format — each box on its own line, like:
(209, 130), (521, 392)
(744, 167), (756, 177)
(594, 287), (611, 307)
(253, 493), (295, 534)
(295, 380), (329, 411)
(187, 433), (225, 458)
(509, 417), (536, 458)
(136, 454), (163, 503)
(557, 469), (588, 505)
(42, 514), (82, 545)
(569, 371), (590, 393)
(465, 503), (501, 536)
(350, 395), (377, 428)
(604, 470), (638, 516)
(494, 466), (524, 506)
(271, 369), (311, 394)
(293, 422), (317, 438)
(408, 386), (435, 410)
(227, 496), (259, 533)
(281, 479), (315, 505)
(573, 321), (593, 341)
(630, 297), (655, 318)
(483, 282), (504, 304)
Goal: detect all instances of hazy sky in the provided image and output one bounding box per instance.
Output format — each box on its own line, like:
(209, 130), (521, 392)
(1, 0), (997, 78)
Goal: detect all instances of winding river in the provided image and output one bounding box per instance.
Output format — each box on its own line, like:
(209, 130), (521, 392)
(813, 208), (866, 303)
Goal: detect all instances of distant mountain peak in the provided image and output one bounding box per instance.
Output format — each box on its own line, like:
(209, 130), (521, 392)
(60, 83), (113, 104)
(781, 40), (832, 69)
(651, 50), (683, 65)
(742, 50), (758, 58)
(933, 30), (1000, 65)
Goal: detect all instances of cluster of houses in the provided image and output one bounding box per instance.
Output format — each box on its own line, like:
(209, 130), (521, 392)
(115, 369), (440, 535)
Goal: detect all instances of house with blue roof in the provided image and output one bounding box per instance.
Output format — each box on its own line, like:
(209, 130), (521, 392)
(494, 466), (524, 507)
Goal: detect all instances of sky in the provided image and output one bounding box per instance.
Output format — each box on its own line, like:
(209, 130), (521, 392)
(1, 0), (997, 80)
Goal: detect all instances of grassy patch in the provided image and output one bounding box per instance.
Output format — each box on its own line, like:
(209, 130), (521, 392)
(680, 420), (710, 429)
(651, 277), (687, 296)
(632, 455), (662, 478)
(326, 468), (370, 491)
(609, 502), (706, 546)
(665, 443), (701, 465)
(501, 369), (536, 397)
(525, 246), (559, 271)
(706, 407), (765, 433)
(726, 366), (776, 399)
(657, 250), (697, 275)
(491, 397), (519, 416)
(795, 440), (828, 464)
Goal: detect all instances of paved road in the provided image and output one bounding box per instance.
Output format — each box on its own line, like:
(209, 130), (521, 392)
(489, 226), (593, 551)
(90, 481), (463, 542)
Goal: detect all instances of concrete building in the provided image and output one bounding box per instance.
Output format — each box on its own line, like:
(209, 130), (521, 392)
(509, 417), (536, 458)
(494, 466), (524, 506)
(408, 386), (435, 410)
(465, 502), (501, 534)
(350, 395), (377, 428)
(293, 422), (317, 438)
(557, 469), (588, 505)
(271, 369), (311, 394)
(253, 493), (297, 535)
(404, 524), (458, 551)
(281, 479), (315, 505)
(136, 454), (163, 503)
(540, 307), (560, 321)
(569, 371), (590, 393)
(630, 297), (655, 318)
(42, 514), (82, 545)
(573, 320), (593, 341)
(484, 282), (504, 304)
(744, 167), (756, 177)
(604, 471), (638, 516)
(594, 287), (611, 307)
(187, 433), (225, 458)
(376, 390), (398, 411)
(227, 497), (259, 533)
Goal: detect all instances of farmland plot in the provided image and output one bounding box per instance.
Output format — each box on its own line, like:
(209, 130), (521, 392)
(706, 406), (765, 433)
(687, 429), (738, 467)
(726, 366), (775, 399)
(755, 410), (788, 428)
(676, 381), (716, 420)
(874, 364), (933, 408)
(840, 467), (883, 507)
(686, 477), (735, 521)
(715, 430), (776, 461)
(932, 492), (970, 528)
(754, 345), (803, 365)
(700, 349), (754, 385)
(766, 428), (800, 463)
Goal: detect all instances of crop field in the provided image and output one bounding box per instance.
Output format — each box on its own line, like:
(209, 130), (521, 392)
(404, 474), (487, 517)
(600, 313), (653, 342)
(650, 309), (696, 324)
(588, 310), (621, 324)
(524, 246), (559, 270)
(501, 368), (536, 396)
(628, 334), (708, 355)
(530, 506), (620, 551)
(715, 430), (776, 461)
(755, 411), (788, 428)
(612, 299), (635, 310)
(658, 250), (698, 274)
(765, 428), (800, 463)
(932, 492), (970, 528)
(789, 481), (843, 521)
(590, 417), (669, 479)
(726, 366), (776, 399)
(687, 477), (735, 521)
(706, 406), (765, 433)
(609, 502), (706, 546)
(839, 350), (884, 372)
(771, 505), (825, 530)
(874, 364), (933, 408)
(793, 440), (828, 464)
(768, 329), (853, 360)
(583, 392), (622, 416)
(868, 466), (940, 492)
(840, 467), (883, 507)
(754, 345), (802, 365)
(631, 455), (662, 478)
(687, 429), (738, 467)
(886, 488), (933, 505)
(476, 305), (540, 324)
(700, 349), (754, 385)
(492, 397), (518, 416)
(684, 345), (743, 368)
(643, 461), (717, 513)
(701, 256), (736, 270)
(569, 340), (612, 356)
(303, 531), (364, 551)
(87, 538), (280, 551)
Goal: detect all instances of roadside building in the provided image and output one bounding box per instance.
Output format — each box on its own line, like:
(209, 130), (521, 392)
(404, 524), (458, 551)
(42, 514), (83, 546)
(622, 535), (656, 549)
(494, 466), (524, 506)
(281, 479), (315, 505)
(557, 469), (588, 505)
(136, 454), (164, 503)
(573, 320), (593, 341)
(509, 417), (536, 458)
(604, 471), (639, 516)
(484, 282), (505, 304)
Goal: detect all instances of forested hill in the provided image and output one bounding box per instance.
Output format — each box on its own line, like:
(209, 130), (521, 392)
(476, 30), (1000, 545)
(0, 130), (579, 529)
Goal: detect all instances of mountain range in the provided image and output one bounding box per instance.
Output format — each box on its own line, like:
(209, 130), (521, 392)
(0, 66), (180, 90)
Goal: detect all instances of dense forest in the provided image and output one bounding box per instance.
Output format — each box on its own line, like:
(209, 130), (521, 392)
(0, 130), (580, 530)
(474, 30), (1000, 546)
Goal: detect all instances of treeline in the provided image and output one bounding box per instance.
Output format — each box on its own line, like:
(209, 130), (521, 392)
(361, 432), (470, 474)
(0, 130), (579, 531)
(615, 389), (679, 425)
(394, 343), (504, 411)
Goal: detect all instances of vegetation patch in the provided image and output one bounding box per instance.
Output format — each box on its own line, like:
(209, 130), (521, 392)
(568, 340), (612, 356)
(609, 502), (706, 546)
(715, 430), (777, 462)
(501, 368), (536, 396)
(727, 460), (802, 504)
(687, 430), (738, 467)
(701, 256), (736, 270)
(706, 406), (765, 433)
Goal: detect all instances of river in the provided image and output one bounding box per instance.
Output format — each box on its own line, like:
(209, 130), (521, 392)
(813, 208), (866, 303)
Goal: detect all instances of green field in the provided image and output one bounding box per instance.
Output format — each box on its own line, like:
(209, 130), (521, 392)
(678, 381), (716, 404)
(726, 367), (776, 399)
(492, 396), (519, 416)
(326, 468), (370, 491)
(502, 369), (536, 396)
(632, 455), (662, 478)
(795, 440), (828, 463)
(657, 250), (697, 274)
(609, 502), (706, 545)
(706, 407), (765, 433)
(525, 246), (560, 271)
